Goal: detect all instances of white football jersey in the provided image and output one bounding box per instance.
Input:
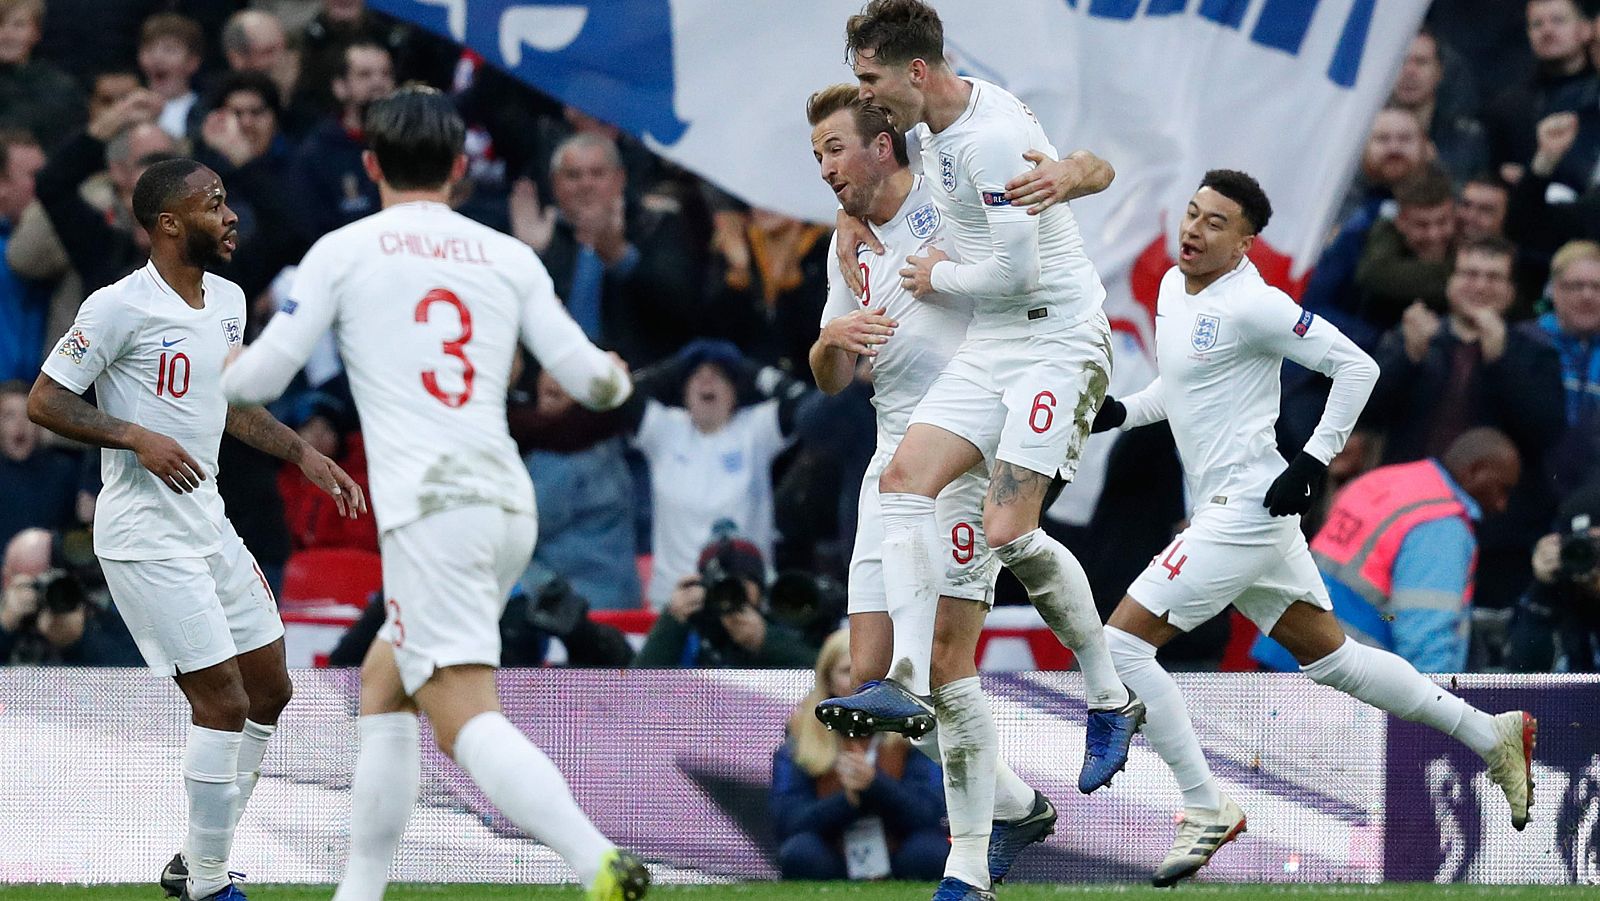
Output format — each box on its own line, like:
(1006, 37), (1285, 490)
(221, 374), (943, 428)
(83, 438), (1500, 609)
(42, 263), (247, 561)
(820, 175), (974, 451)
(244, 201), (626, 534)
(1132, 260), (1347, 511)
(912, 78), (1106, 338)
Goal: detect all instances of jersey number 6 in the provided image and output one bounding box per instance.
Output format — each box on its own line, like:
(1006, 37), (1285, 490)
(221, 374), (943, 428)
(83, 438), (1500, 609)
(415, 288), (475, 408)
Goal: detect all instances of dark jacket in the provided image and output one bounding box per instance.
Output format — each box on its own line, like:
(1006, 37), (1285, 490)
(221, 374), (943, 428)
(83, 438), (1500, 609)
(1354, 219), (1451, 331)
(769, 736), (945, 844)
(1484, 62), (1600, 189)
(291, 119), (379, 242)
(0, 60), (86, 152)
(632, 610), (818, 668)
(32, 132), (145, 294)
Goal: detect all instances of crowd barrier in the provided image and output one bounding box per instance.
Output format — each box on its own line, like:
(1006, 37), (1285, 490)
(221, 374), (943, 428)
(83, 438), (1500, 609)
(0, 670), (1594, 885)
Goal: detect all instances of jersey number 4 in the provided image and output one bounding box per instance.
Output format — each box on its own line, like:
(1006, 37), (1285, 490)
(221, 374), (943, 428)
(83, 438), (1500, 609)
(415, 288), (475, 408)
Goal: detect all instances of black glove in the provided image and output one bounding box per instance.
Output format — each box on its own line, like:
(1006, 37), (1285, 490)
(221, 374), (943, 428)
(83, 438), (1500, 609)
(1091, 397), (1127, 434)
(1263, 451), (1328, 517)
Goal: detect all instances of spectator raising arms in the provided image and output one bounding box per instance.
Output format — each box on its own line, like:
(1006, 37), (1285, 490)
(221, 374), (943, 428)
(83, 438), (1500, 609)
(771, 630), (947, 881)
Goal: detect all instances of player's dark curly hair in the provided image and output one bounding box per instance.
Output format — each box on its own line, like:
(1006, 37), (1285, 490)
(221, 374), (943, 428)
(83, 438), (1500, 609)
(364, 84), (464, 191)
(131, 157), (208, 230)
(846, 0), (944, 66)
(1199, 169), (1272, 235)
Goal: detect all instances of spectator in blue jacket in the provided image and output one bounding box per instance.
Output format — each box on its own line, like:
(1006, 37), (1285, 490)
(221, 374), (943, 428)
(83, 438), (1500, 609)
(771, 629), (947, 881)
(291, 40), (392, 240)
(1540, 240), (1600, 494)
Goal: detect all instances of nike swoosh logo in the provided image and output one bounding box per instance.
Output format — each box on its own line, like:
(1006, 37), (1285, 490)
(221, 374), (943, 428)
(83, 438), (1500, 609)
(161, 337), (186, 347)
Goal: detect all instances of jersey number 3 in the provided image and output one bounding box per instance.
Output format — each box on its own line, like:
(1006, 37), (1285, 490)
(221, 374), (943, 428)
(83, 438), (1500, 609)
(415, 288), (475, 408)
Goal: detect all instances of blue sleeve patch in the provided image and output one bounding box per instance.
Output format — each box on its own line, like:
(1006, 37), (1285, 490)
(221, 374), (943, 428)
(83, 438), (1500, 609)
(1293, 308), (1314, 336)
(981, 191), (1011, 206)
(281, 299), (299, 315)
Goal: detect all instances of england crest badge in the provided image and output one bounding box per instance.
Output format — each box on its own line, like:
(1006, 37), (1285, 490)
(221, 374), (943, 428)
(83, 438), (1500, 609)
(908, 202), (940, 238)
(1191, 314), (1220, 352)
(221, 317), (243, 346)
(939, 152), (956, 192)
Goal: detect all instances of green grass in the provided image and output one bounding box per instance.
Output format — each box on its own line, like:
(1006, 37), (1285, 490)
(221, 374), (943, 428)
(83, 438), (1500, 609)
(0, 885), (1592, 900)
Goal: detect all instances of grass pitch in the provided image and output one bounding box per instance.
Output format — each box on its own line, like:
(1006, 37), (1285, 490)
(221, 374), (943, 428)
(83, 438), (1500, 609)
(0, 885), (1591, 900)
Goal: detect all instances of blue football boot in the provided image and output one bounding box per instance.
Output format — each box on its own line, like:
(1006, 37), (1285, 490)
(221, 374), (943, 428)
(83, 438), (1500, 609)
(181, 882), (247, 901)
(814, 679), (935, 738)
(988, 790), (1057, 882)
(1078, 690), (1146, 793)
(931, 876), (995, 900)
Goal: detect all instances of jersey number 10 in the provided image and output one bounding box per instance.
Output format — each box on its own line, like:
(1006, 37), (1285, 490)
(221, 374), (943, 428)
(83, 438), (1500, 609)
(415, 288), (476, 408)
(155, 352), (190, 398)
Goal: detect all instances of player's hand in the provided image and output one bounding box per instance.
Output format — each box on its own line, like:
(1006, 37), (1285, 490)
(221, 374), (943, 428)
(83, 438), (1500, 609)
(131, 426), (207, 494)
(1400, 301), (1442, 364)
(836, 210), (883, 297)
(721, 604), (767, 653)
(899, 246), (948, 298)
(298, 451), (368, 519)
(509, 178), (557, 254)
(1466, 306), (1508, 362)
(1005, 149), (1072, 214)
(821, 307), (897, 357)
(1091, 396), (1127, 434)
(1263, 451), (1327, 517)
(201, 108), (257, 167)
(1532, 533), (1563, 585)
(1532, 112), (1580, 178)
(88, 88), (163, 142)
(667, 577), (706, 624)
(0, 575), (41, 634)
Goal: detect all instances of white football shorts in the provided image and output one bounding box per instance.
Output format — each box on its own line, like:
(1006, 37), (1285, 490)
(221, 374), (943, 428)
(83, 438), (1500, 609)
(910, 311), (1111, 481)
(100, 523), (284, 676)
(377, 504), (537, 696)
(848, 447), (1000, 614)
(1126, 504), (1332, 634)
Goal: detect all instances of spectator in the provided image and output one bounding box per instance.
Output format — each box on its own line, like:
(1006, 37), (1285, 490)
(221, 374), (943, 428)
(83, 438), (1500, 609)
(447, 54), (548, 233)
(207, 9), (311, 141)
(1506, 111), (1600, 261)
(1540, 240), (1600, 493)
(0, 527), (140, 666)
(0, 129), (47, 381)
(1356, 165), (1458, 330)
(771, 630), (947, 881)
(511, 132), (704, 366)
(276, 392), (377, 554)
(1332, 106), (1434, 226)
(527, 104), (665, 211)
(0, 0), (84, 151)
(1365, 236), (1567, 613)
(86, 69), (141, 123)
(294, 0), (454, 118)
(1483, 0), (1600, 189)
(1389, 28), (1488, 185)
(707, 207), (832, 374)
(1505, 483), (1600, 671)
(291, 39), (392, 239)
(136, 12), (204, 140)
(1254, 428), (1522, 673)
(633, 534), (818, 668)
(0, 379), (76, 546)
(1458, 176), (1510, 243)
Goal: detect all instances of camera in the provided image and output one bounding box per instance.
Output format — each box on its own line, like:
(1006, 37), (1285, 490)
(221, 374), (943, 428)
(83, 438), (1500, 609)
(768, 570), (847, 648)
(1559, 532), (1600, 582)
(32, 568), (86, 615)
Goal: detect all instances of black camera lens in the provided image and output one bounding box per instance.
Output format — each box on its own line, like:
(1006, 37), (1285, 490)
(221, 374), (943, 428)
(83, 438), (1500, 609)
(1559, 534), (1600, 581)
(36, 570), (85, 614)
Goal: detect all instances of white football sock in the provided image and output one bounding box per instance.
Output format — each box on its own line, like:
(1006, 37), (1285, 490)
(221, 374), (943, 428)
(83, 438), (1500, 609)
(230, 719), (275, 832)
(334, 713), (421, 901)
(993, 529), (1128, 709)
(880, 492), (940, 696)
(912, 726), (1035, 821)
(1106, 626), (1220, 812)
(1301, 637), (1498, 757)
(183, 725), (242, 900)
(934, 677), (995, 889)
(452, 712), (614, 887)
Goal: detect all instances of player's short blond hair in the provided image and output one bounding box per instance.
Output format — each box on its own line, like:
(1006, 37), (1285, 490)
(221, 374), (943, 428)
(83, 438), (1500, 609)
(805, 83), (908, 167)
(1552, 240), (1600, 280)
(0, 0), (44, 24)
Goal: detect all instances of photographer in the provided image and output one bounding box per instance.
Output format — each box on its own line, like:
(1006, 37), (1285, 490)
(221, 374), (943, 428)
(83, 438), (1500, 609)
(1506, 486), (1600, 672)
(633, 534), (819, 668)
(0, 528), (140, 666)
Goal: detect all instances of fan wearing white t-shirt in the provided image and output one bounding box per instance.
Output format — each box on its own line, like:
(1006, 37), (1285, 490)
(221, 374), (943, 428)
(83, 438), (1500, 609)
(218, 88), (650, 901)
(29, 158), (364, 901)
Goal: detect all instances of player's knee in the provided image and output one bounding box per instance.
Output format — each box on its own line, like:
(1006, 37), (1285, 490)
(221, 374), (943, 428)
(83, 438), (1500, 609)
(929, 633), (973, 689)
(777, 833), (844, 880)
(250, 672), (294, 722)
(983, 510), (1035, 550)
(194, 680), (251, 730)
(879, 458), (920, 495)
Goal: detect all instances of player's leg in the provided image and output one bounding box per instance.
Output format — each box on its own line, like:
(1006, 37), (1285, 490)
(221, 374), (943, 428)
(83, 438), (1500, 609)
(173, 660), (249, 901)
(331, 639), (419, 901)
(927, 597), (1000, 894)
(1271, 600), (1534, 830)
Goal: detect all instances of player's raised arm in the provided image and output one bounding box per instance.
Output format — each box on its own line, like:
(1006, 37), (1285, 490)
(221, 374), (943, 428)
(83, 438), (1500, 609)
(220, 245), (341, 406)
(517, 256), (632, 410)
(1005, 149), (1116, 214)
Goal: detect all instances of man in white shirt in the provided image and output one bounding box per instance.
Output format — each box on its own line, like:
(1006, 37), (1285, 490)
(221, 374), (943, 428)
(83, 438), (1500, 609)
(219, 87), (648, 901)
(829, 5), (1140, 898)
(805, 83), (1057, 885)
(1091, 170), (1536, 886)
(28, 158), (364, 901)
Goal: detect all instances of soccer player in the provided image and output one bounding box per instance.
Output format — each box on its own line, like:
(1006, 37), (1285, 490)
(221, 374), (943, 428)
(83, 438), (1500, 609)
(820, 4), (1142, 897)
(218, 87), (647, 901)
(28, 158), (365, 901)
(1090, 170), (1536, 886)
(806, 83), (1057, 885)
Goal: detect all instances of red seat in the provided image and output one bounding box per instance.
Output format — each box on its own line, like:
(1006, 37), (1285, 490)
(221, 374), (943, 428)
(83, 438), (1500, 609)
(280, 548), (384, 609)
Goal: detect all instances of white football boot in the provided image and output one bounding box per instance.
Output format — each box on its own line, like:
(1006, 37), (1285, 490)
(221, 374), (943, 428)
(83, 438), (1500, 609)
(1151, 793), (1247, 887)
(1484, 710), (1537, 831)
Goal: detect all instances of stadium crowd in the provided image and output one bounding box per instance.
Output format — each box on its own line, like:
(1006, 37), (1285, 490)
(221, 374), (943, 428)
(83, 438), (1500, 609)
(2, 0), (1599, 673)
